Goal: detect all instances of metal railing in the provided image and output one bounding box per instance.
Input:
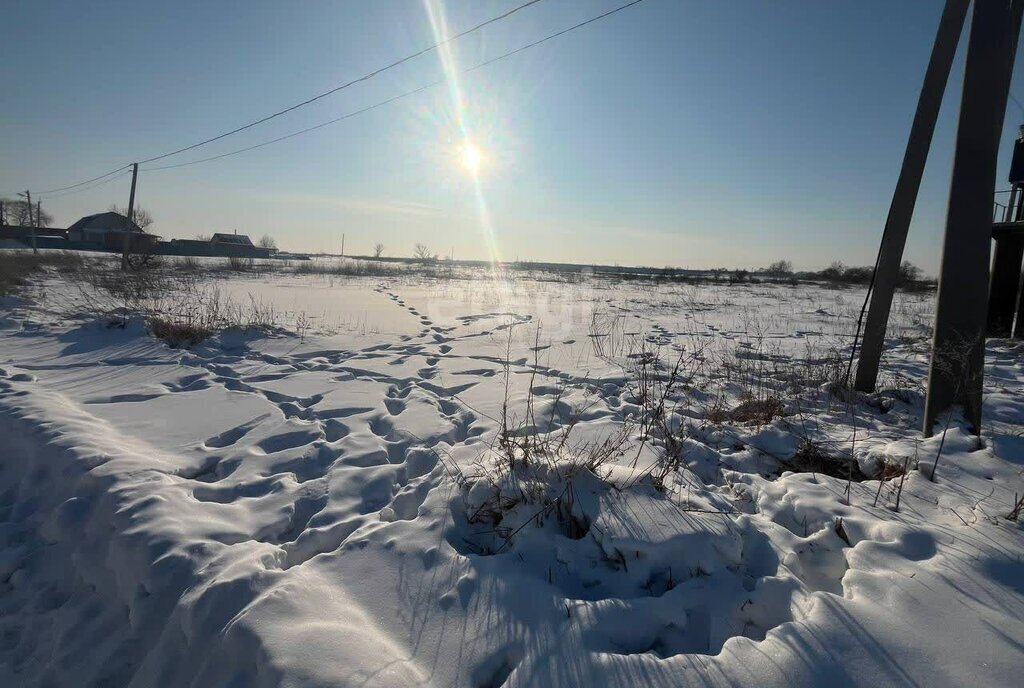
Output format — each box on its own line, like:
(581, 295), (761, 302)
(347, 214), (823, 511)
(993, 188), (1023, 223)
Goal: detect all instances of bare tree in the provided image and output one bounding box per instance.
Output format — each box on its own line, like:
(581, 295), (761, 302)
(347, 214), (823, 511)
(373, 242), (385, 259)
(258, 234), (278, 250)
(1, 199), (53, 227)
(821, 261), (846, 281)
(766, 259), (793, 277)
(413, 243), (435, 261)
(108, 204), (154, 230)
(898, 260), (921, 285)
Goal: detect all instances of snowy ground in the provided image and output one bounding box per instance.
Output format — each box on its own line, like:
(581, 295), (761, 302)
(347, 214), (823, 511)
(1, 262), (1022, 687)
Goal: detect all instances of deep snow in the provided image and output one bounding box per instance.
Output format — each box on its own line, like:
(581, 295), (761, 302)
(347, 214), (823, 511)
(0, 266), (1022, 687)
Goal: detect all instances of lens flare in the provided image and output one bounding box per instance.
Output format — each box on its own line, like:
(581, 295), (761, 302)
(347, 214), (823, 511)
(459, 141), (483, 174)
(424, 0), (502, 268)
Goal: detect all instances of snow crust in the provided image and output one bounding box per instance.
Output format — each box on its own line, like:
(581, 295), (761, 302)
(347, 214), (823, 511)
(1, 272), (1022, 687)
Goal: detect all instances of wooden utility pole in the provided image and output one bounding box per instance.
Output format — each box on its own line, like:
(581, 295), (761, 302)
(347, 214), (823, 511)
(18, 190), (37, 254)
(34, 200), (41, 253)
(924, 0), (1022, 435)
(121, 163), (138, 271)
(854, 0), (969, 393)
(341, 233), (345, 257)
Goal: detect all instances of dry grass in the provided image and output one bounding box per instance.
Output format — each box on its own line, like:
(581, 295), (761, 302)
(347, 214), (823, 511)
(783, 440), (867, 481)
(454, 323), (635, 553)
(708, 396), (786, 425)
(0, 251), (88, 295)
(227, 256), (255, 272)
(295, 259), (406, 277)
(1007, 492), (1024, 521)
(67, 260), (278, 348)
(148, 318), (214, 347)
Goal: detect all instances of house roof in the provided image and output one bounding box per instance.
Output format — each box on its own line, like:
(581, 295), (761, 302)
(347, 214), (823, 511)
(210, 233), (254, 246)
(66, 212), (144, 234)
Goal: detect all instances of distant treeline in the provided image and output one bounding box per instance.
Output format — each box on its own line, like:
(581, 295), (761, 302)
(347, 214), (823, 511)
(312, 251), (933, 290)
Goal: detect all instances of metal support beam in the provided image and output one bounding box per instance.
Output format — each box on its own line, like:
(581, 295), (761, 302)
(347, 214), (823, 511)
(1015, 254), (1024, 337)
(924, 0), (1022, 436)
(987, 233), (1024, 336)
(854, 0), (969, 393)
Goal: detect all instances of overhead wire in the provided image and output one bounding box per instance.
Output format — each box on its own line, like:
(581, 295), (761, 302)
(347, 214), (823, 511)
(2, 170), (130, 205)
(39, 169), (133, 200)
(1010, 92), (1024, 117)
(144, 0), (650, 173)
(13, 0), (548, 194)
(32, 165), (132, 195)
(135, 0), (547, 166)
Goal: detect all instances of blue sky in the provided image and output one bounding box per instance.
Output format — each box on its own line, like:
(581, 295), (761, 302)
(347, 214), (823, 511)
(2, 0), (1023, 271)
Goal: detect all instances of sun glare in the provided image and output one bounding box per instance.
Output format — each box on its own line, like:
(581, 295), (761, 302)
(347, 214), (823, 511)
(459, 141), (483, 175)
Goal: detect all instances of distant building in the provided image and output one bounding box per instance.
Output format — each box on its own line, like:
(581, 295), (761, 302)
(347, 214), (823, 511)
(210, 232), (256, 248)
(66, 212), (158, 252)
(67, 212), (141, 242)
(165, 231), (275, 258)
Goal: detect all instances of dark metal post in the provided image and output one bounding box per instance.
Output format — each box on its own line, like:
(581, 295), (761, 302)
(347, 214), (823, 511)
(987, 231), (1024, 336)
(924, 0), (1022, 435)
(854, 0), (970, 393)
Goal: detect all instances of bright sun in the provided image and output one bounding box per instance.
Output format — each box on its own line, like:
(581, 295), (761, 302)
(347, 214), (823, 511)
(459, 141), (483, 175)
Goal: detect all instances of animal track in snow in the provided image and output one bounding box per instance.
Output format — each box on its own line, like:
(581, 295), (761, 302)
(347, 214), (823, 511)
(85, 392), (165, 404)
(323, 419), (351, 442)
(203, 414), (270, 449)
(381, 477), (434, 522)
(192, 475), (288, 504)
(383, 398), (406, 416)
(272, 493), (330, 545)
(256, 428), (323, 454)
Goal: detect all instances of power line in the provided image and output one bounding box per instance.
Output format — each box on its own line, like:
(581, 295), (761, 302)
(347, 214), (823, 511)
(15, 0), (647, 197)
(144, 0), (650, 173)
(3, 169), (131, 201)
(1010, 92), (1024, 118)
(143, 80), (446, 171)
(39, 169), (133, 200)
(8, 0), (544, 198)
(33, 165), (132, 195)
(136, 0), (546, 166)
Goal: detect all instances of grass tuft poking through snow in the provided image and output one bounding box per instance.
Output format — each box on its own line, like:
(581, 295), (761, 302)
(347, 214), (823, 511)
(458, 324), (635, 554)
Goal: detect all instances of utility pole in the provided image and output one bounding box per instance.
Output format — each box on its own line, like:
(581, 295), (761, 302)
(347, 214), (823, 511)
(341, 233), (345, 257)
(923, 0), (1022, 435)
(854, 0), (969, 393)
(17, 190), (37, 254)
(35, 200), (41, 252)
(121, 163), (138, 271)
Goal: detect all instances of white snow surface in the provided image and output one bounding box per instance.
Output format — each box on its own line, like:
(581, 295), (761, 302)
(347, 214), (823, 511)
(0, 270), (1022, 687)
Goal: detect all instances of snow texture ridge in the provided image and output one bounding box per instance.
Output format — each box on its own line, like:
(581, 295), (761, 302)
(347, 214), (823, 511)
(0, 272), (1022, 687)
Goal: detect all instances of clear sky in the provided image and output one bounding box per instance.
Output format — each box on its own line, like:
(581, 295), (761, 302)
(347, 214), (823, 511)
(3, 0), (1024, 272)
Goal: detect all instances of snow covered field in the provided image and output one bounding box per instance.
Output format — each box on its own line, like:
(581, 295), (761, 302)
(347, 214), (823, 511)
(1, 259), (1022, 687)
